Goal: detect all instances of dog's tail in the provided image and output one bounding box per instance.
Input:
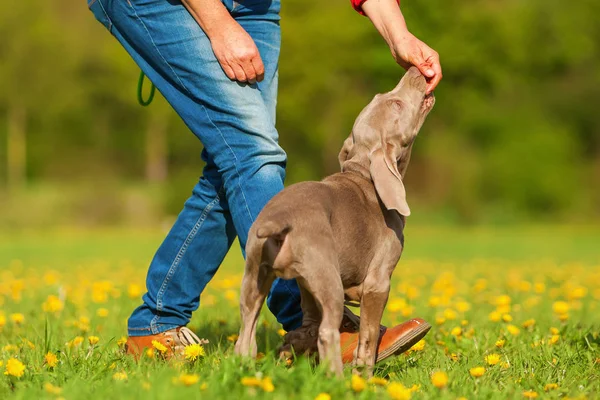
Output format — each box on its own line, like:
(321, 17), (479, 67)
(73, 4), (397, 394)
(256, 221), (292, 240)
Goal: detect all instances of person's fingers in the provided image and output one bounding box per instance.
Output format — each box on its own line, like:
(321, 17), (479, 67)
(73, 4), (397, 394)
(230, 62), (247, 82)
(251, 57), (265, 83)
(217, 57), (236, 80)
(425, 53), (442, 94)
(240, 60), (257, 84)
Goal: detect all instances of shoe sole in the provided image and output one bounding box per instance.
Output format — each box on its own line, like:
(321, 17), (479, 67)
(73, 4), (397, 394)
(375, 320), (432, 363)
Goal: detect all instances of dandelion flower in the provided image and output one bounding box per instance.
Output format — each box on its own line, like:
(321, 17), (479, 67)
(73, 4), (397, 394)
(548, 335), (560, 345)
(469, 366), (486, 378)
(44, 383), (62, 395)
(315, 394), (331, 400)
(151, 340), (168, 354)
(368, 377), (388, 386)
(261, 377), (275, 392)
(495, 339), (506, 348)
(113, 371), (128, 381)
(88, 336), (100, 346)
(178, 373), (199, 386)
(4, 358), (25, 378)
(450, 327), (462, 337)
(522, 319), (535, 328)
(96, 308), (109, 317)
(351, 375), (366, 392)
(145, 348), (154, 358)
(488, 311), (502, 322)
(128, 284), (143, 299)
(42, 295), (64, 314)
(506, 324), (520, 336)
(44, 352), (59, 368)
(387, 382), (412, 400)
(544, 383), (559, 391)
(431, 371), (448, 389)
(10, 313), (25, 325)
(522, 390), (538, 398)
(485, 353), (501, 366)
(227, 334), (239, 342)
(502, 314), (513, 322)
(184, 343), (205, 361)
(409, 339), (425, 352)
(277, 329), (286, 337)
(241, 377), (262, 387)
(552, 301), (569, 315)
(117, 336), (127, 348)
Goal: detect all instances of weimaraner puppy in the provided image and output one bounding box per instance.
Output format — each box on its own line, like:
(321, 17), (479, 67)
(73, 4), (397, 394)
(235, 67), (435, 376)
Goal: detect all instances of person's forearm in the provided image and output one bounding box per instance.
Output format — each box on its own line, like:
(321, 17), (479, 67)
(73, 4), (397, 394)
(180, 0), (236, 39)
(361, 0), (410, 48)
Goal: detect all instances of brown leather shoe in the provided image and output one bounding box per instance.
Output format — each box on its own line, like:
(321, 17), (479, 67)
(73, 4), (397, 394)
(125, 327), (207, 359)
(280, 307), (431, 364)
(339, 309), (431, 363)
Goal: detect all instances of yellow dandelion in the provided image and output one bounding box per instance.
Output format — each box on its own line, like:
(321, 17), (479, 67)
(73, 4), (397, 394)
(435, 316), (446, 325)
(552, 358), (558, 364)
(548, 335), (560, 345)
(449, 353), (459, 362)
(88, 336), (100, 346)
(506, 324), (520, 336)
(544, 383), (559, 391)
(522, 319), (535, 328)
(455, 301), (471, 312)
(145, 348), (154, 358)
(351, 374), (367, 392)
(495, 339), (506, 348)
(408, 384), (420, 393)
(277, 329), (286, 337)
(557, 313), (569, 321)
(552, 301), (569, 315)
(522, 390), (538, 398)
(461, 319), (469, 326)
(0, 314), (6, 329)
(113, 371), (128, 381)
(241, 376), (262, 387)
(96, 308), (109, 317)
(451, 327), (462, 337)
(10, 313), (25, 325)
(117, 336), (127, 348)
(550, 327), (560, 335)
(469, 366), (486, 378)
(315, 394), (331, 400)
(387, 382), (412, 400)
(127, 284), (143, 299)
(431, 371), (448, 389)
(151, 340), (168, 354)
(44, 352), (59, 368)
(488, 311), (502, 322)
(44, 383), (62, 395)
(42, 295), (64, 314)
(502, 314), (513, 322)
(484, 353), (501, 366)
(501, 361), (510, 369)
(184, 343), (205, 361)
(4, 358), (26, 378)
(3, 344), (18, 352)
(409, 339), (425, 352)
(261, 377), (275, 392)
(178, 373), (199, 386)
(368, 377), (388, 386)
(495, 295), (511, 306)
(227, 334), (239, 342)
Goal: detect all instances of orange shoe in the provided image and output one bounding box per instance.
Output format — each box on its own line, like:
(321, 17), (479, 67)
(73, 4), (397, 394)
(125, 326), (207, 359)
(280, 307), (431, 364)
(339, 308), (431, 363)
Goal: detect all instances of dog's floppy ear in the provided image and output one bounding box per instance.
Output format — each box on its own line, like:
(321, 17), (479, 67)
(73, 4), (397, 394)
(369, 143), (410, 216)
(338, 133), (354, 171)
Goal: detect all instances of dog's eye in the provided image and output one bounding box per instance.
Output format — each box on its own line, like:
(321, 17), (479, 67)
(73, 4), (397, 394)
(389, 100), (404, 110)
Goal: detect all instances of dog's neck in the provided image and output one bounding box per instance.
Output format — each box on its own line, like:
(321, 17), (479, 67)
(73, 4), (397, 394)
(341, 159), (371, 182)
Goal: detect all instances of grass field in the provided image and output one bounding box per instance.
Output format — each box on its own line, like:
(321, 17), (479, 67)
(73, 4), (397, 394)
(0, 226), (599, 399)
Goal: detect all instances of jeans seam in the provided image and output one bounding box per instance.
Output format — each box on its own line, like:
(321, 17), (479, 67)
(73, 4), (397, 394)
(94, 0), (113, 32)
(125, 0), (191, 96)
(200, 105), (255, 225)
(149, 191), (221, 333)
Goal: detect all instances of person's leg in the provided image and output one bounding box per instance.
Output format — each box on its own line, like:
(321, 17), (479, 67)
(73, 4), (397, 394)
(87, 0), (302, 333)
(232, 2), (303, 331)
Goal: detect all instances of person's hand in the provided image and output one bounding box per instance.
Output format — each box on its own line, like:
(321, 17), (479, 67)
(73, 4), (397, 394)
(209, 19), (265, 84)
(390, 32), (442, 94)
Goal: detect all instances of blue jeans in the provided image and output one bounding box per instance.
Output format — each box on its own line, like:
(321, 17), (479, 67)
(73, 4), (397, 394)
(87, 0), (303, 334)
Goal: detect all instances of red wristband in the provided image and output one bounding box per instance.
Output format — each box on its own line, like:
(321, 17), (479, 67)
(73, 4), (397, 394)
(351, 0), (400, 16)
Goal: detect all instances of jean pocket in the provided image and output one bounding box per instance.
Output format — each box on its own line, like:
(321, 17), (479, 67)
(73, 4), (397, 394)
(88, 0), (113, 32)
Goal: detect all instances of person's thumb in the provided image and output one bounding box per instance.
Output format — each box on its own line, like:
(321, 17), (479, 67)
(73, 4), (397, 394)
(418, 63), (435, 79)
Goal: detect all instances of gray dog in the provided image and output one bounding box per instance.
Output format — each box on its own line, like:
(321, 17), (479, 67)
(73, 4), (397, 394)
(235, 67), (435, 376)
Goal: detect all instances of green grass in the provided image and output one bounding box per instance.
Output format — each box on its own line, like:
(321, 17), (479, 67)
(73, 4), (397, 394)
(0, 226), (599, 399)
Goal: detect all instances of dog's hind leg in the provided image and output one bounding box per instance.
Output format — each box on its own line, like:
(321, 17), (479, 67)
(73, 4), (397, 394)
(297, 259), (344, 376)
(235, 254), (275, 358)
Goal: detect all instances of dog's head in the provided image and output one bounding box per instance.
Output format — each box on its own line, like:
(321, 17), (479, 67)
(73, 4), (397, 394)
(339, 67), (435, 216)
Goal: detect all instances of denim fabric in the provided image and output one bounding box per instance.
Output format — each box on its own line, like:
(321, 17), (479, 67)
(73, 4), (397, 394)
(87, 0), (302, 334)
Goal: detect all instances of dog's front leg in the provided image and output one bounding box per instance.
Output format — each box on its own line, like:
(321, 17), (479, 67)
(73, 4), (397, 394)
(354, 276), (390, 377)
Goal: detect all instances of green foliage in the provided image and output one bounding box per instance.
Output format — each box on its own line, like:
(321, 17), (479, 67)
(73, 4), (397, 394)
(0, 0), (599, 224)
